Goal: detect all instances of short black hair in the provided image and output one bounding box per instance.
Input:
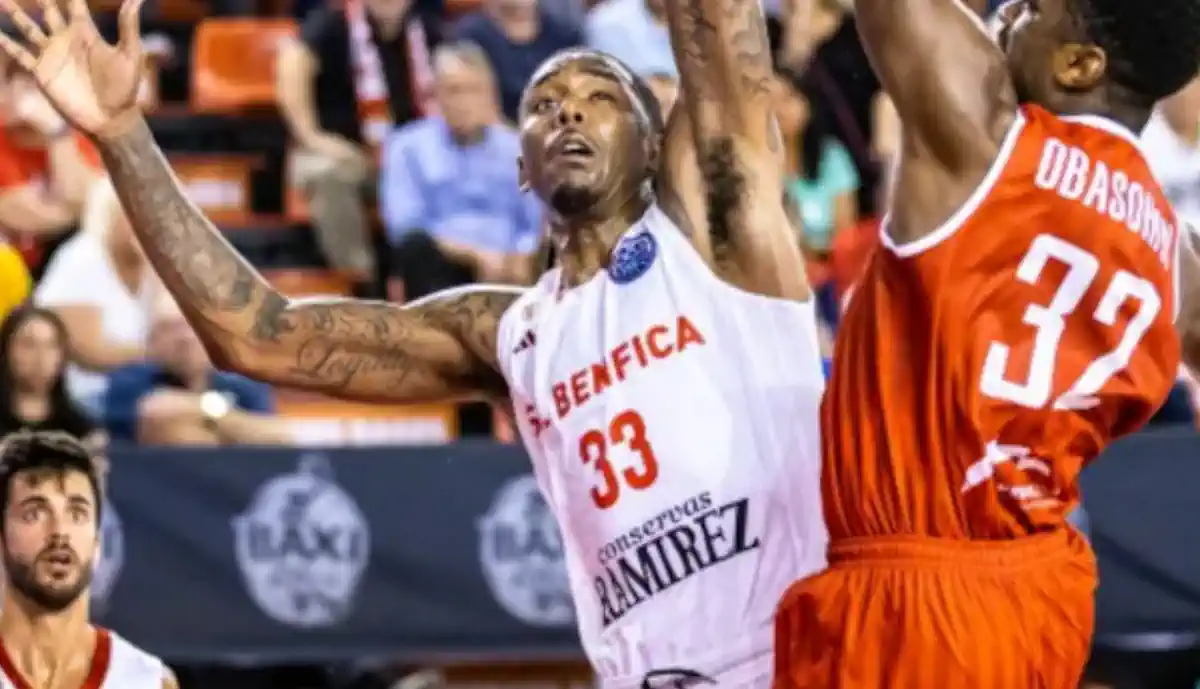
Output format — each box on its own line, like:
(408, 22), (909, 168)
(522, 48), (666, 135)
(0, 431), (105, 525)
(1074, 0), (1200, 102)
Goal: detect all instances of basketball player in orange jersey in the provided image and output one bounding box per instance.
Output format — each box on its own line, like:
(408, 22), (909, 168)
(772, 0), (1200, 687)
(0, 431), (178, 689)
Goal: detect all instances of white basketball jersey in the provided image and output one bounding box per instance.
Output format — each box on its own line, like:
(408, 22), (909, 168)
(0, 629), (166, 689)
(496, 205), (828, 688)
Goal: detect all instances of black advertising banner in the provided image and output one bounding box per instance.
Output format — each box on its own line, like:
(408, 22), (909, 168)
(82, 430), (1200, 664)
(93, 442), (579, 664)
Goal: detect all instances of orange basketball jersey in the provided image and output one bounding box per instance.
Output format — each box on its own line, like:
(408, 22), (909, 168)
(823, 104), (1183, 541)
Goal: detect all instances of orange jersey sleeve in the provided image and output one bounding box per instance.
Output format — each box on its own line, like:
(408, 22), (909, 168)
(822, 104), (1183, 540)
(0, 129), (34, 189)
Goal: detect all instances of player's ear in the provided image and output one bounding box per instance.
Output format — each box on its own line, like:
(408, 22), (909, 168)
(1053, 43), (1107, 91)
(517, 156), (529, 192)
(644, 132), (662, 178)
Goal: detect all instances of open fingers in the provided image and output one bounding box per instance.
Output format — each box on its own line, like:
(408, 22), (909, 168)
(38, 0), (65, 34)
(0, 0), (47, 48)
(115, 0), (146, 60)
(0, 30), (37, 73)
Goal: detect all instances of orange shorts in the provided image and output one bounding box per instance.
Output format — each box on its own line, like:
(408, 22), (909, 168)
(773, 528), (1096, 689)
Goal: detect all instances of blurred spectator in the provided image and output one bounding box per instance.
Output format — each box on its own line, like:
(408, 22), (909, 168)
(0, 236), (29, 326)
(0, 60), (101, 274)
(276, 0), (437, 293)
(0, 306), (103, 450)
(774, 71), (859, 256)
(1142, 75), (1200, 226)
(453, 0), (581, 121)
(104, 297), (287, 446)
(645, 72), (678, 116)
(789, 0), (883, 217)
(381, 42), (540, 297)
(35, 180), (148, 417)
(584, 0), (674, 78)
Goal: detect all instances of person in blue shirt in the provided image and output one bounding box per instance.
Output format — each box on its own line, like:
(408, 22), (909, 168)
(104, 298), (288, 445)
(380, 41), (542, 299)
(453, 0), (581, 121)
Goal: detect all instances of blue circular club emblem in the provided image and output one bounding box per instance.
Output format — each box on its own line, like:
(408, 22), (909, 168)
(608, 231), (658, 284)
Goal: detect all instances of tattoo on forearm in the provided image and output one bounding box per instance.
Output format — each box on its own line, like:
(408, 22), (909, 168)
(97, 120), (518, 401)
(671, 0), (774, 98)
(97, 120), (266, 316)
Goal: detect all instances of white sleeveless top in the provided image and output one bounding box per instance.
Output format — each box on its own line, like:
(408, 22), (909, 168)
(496, 205), (828, 688)
(0, 629), (166, 689)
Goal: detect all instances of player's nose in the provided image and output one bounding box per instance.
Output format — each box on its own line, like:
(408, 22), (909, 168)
(556, 101), (585, 127)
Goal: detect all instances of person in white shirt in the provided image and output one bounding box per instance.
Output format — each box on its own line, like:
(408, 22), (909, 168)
(1141, 75), (1200, 225)
(35, 179), (149, 414)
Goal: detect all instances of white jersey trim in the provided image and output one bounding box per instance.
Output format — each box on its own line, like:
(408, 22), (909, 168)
(880, 109), (1027, 258)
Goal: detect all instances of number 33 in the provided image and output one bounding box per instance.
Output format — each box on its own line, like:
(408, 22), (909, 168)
(578, 410), (660, 510)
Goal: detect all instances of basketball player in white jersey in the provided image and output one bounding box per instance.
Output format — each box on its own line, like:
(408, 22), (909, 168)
(0, 431), (174, 689)
(0, 0), (826, 684)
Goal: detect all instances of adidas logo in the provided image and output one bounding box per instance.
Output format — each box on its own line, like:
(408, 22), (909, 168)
(512, 330), (536, 355)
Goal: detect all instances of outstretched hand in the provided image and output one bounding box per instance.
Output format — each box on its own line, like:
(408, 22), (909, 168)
(0, 0), (146, 139)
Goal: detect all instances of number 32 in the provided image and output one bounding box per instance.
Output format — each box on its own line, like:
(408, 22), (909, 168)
(980, 234), (1162, 409)
(578, 410), (660, 510)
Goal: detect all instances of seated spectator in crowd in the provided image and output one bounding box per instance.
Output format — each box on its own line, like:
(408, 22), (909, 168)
(0, 306), (104, 450)
(645, 72), (678, 117)
(381, 42), (540, 299)
(774, 71), (859, 257)
(0, 59), (101, 275)
(35, 180), (148, 416)
(585, 0), (674, 78)
(104, 297), (288, 446)
(454, 0), (581, 121)
(276, 0), (437, 295)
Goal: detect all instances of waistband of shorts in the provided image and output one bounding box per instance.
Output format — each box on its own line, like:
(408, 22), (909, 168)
(828, 529), (1080, 569)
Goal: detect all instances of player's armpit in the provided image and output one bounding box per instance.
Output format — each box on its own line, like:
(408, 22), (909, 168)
(94, 118), (521, 404)
(856, 0), (1015, 172)
(657, 0), (810, 302)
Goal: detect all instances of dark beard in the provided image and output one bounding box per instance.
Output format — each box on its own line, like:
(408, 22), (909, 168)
(4, 551), (92, 613)
(549, 183), (600, 217)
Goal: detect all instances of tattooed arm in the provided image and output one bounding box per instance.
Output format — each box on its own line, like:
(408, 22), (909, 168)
(656, 0), (810, 301)
(96, 121), (519, 403)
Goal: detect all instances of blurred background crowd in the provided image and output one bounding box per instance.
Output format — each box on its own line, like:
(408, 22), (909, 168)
(0, 0), (1195, 686)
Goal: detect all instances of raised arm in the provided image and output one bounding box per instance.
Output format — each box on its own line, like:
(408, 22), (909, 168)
(857, 0), (1014, 173)
(0, 0), (524, 404)
(656, 0), (809, 301)
(96, 122), (518, 403)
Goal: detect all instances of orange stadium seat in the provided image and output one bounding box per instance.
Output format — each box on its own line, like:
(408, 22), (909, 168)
(275, 391), (459, 445)
(192, 19), (297, 113)
(263, 268), (354, 297)
(170, 154), (260, 223)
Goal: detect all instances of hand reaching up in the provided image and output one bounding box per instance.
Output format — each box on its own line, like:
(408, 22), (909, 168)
(0, 0), (146, 139)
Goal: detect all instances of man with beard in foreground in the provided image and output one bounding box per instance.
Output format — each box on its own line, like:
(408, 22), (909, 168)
(0, 430), (177, 689)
